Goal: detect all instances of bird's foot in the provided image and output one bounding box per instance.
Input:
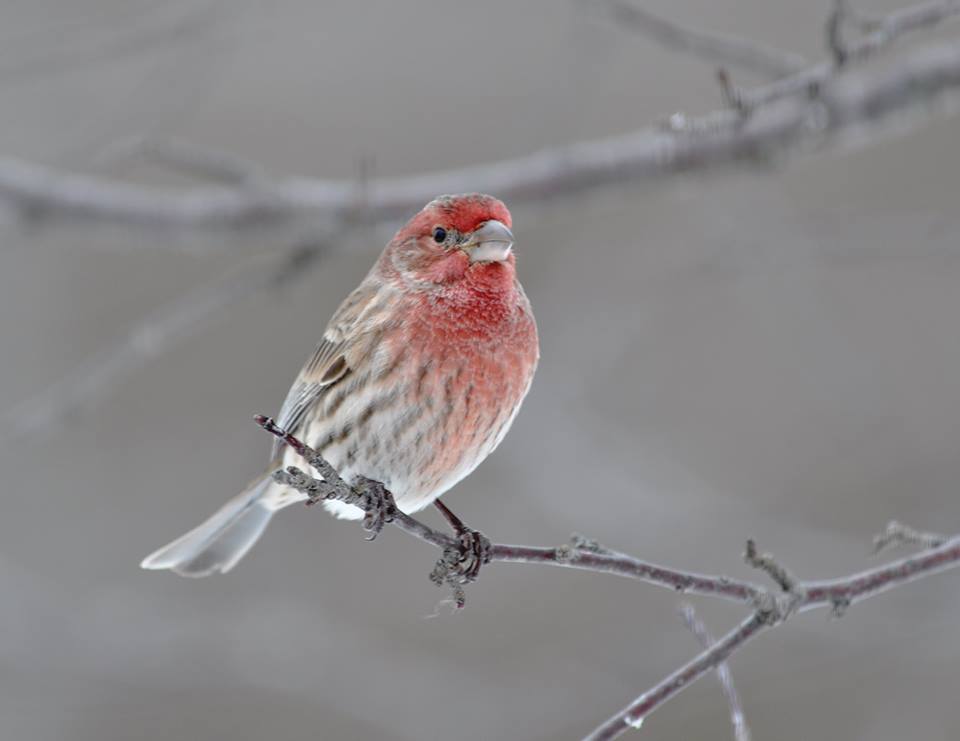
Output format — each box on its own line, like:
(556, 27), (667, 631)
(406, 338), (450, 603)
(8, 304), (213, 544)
(355, 477), (396, 540)
(429, 500), (492, 608)
(453, 527), (492, 581)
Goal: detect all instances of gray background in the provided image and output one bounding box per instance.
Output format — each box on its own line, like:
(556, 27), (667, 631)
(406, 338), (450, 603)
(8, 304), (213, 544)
(2, 1), (960, 739)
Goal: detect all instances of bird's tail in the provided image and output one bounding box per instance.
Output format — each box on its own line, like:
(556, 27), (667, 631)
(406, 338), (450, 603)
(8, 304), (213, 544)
(140, 473), (276, 577)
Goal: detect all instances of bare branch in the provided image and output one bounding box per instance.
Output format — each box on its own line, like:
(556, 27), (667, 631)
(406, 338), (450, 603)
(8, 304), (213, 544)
(742, 0), (960, 110)
(256, 415), (459, 551)
(801, 535), (960, 613)
(1, 240), (329, 447)
(0, 2), (958, 238)
(840, 0), (960, 64)
(491, 541), (762, 604)
(716, 68), (749, 115)
(744, 538), (800, 594)
(589, 531), (960, 739)
(253, 415), (764, 604)
(679, 604), (752, 741)
(827, 0), (858, 67)
(0, 2), (221, 84)
(250, 418), (960, 737)
(256, 414), (355, 501)
(873, 519), (947, 553)
(98, 136), (269, 185)
(585, 614), (769, 741)
(600, 0), (807, 79)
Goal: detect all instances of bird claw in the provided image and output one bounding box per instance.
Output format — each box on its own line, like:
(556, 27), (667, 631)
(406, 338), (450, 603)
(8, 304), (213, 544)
(356, 478), (396, 540)
(453, 528), (492, 582)
(429, 516), (492, 609)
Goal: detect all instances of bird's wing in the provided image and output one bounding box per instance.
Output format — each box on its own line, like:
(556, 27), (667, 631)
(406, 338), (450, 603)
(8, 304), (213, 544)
(271, 277), (391, 459)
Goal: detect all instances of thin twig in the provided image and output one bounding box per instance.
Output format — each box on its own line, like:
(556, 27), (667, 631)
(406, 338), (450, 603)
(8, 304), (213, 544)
(586, 529), (960, 739)
(0, 1), (222, 84)
(491, 542), (761, 604)
(250, 417), (960, 738)
(98, 135), (269, 185)
(679, 604), (751, 741)
(744, 538), (799, 593)
(1, 240), (330, 446)
(585, 614), (769, 741)
(254, 415), (763, 603)
(827, 0), (853, 67)
(741, 0), (960, 110)
(873, 519), (947, 553)
(716, 68), (748, 115)
(801, 535), (960, 613)
(601, 0), (807, 79)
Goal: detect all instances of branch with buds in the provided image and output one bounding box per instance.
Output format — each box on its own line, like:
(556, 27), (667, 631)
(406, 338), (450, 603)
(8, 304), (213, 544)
(254, 414), (960, 741)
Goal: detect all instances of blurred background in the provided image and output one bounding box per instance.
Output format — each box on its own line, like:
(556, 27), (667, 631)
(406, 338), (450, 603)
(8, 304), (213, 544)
(2, 1), (960, 739)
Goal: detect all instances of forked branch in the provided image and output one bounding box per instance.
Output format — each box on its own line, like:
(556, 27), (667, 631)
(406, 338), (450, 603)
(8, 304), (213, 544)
(253, 415), (960, 741)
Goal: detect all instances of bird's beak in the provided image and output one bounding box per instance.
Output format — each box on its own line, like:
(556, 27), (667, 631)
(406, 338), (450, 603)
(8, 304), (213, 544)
(465, 220), (514, 263)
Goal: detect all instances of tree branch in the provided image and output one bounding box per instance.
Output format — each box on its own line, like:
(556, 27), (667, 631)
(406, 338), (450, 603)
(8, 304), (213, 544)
(873, 519), (947, 553)
(740, 0), (960, 110)
(0, 239), (330, 446)
(830, 0), (960, 66)
(600, 0), (807, 79)
(588, 532), (960, 739)
(254, 415), (764, 604)
(744, 538), (800, 594)
(253, 416), (960, 740)
(679, 604), (751, 741)
(586, 614), (768, 741)
(98, 135), (270, 185)
(489, 542), (761, 604)
(0, 1), (957, 237)
(0, 1), (222, 84)
(12, 2), (957, 735)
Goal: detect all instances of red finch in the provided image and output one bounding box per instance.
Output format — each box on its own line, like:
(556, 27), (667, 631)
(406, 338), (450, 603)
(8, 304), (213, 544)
(141, 194), (539, 576)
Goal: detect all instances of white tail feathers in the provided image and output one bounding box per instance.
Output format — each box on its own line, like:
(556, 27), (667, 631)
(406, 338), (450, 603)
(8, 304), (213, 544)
(140, 475), (275, 577)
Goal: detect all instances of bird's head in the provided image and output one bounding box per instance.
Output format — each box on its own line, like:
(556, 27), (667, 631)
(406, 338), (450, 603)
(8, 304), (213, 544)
(385, 193), (516, 288)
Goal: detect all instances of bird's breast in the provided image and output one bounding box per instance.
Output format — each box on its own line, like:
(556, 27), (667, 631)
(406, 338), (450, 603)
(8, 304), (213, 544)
(295, 290), (537, 515)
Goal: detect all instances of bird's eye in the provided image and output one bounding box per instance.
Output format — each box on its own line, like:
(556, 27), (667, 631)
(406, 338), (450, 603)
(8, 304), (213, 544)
(433, 227), (447, 244)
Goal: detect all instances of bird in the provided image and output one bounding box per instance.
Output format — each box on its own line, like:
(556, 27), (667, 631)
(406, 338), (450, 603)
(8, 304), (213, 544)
(141, 193), (539, 577)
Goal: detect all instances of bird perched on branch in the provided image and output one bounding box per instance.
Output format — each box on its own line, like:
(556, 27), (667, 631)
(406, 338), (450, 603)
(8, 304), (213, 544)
(141, 194), (539, 576)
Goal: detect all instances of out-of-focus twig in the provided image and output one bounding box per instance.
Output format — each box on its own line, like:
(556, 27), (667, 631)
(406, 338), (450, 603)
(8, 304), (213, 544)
(98, 135), (269, 185)
(0, 1), (223, 84)
(0, 1), (958, 236)
(740, 0), (960, 110)
(600, 0), (807, 79)
(679, 604), (752, 741)
(873, 519), (947, 553)
(251, 419), (960, 741)
(585, 525), (960, 740)
(1, 239), (330, 446)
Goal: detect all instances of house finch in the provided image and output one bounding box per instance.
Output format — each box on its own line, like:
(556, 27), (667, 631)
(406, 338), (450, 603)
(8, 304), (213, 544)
(141, 194), (539, 577)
